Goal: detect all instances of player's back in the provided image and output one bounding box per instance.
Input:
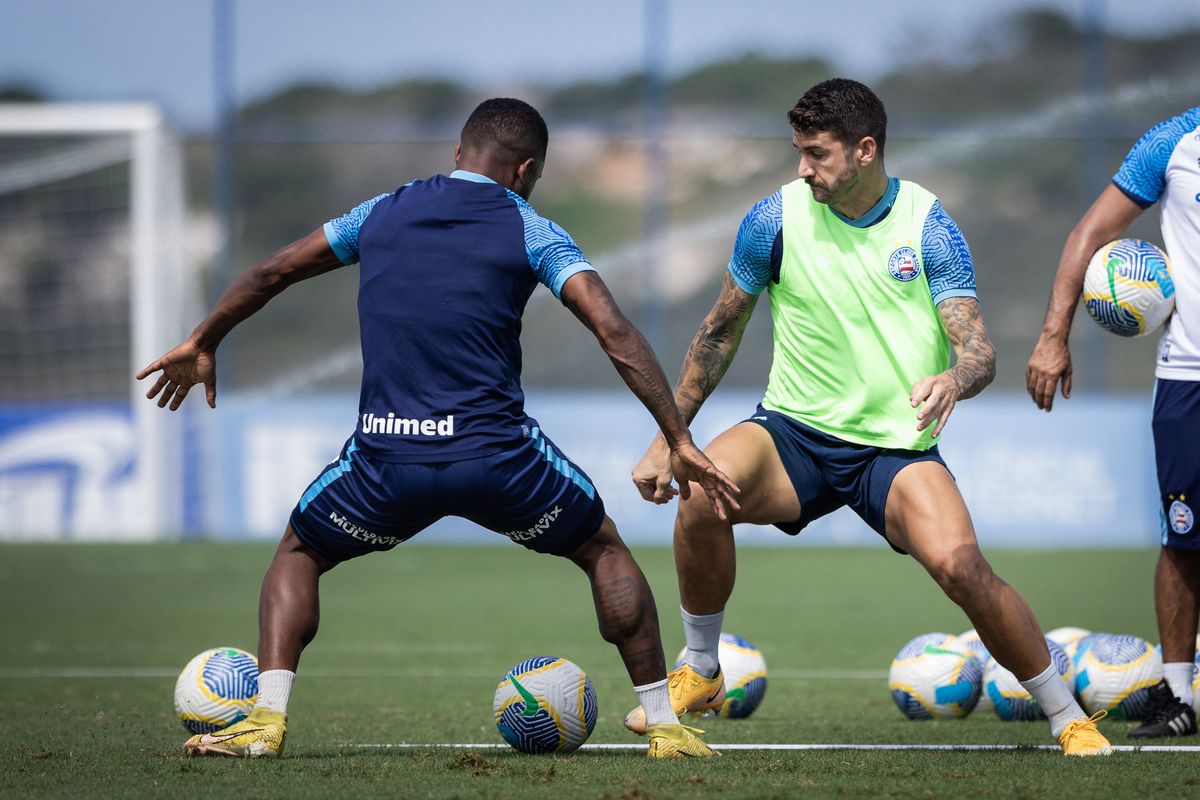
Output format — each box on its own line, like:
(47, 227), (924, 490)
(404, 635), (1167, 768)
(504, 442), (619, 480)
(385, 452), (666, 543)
(348, 174), (540, 463)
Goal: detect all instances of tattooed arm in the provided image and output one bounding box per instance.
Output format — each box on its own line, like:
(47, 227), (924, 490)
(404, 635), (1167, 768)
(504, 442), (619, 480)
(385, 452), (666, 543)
(910, 296), (997, 438)
(674, 272), (759, 422)
(633, 272), (758, 503)
(561, 271), (740, 518)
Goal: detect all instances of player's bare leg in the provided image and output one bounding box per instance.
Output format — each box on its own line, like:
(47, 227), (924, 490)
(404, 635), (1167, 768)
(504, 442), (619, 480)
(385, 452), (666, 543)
(1128, 546), (1200, 738)
(675, 423), (799, 616)
(1155, 547), (1200, 667)
(885, 461), (1108, 754)
(623, 423), (800, 736)
(258, 525), (338, 672)
(884, 462), (1049, 678)
(571, 518), (717, 757)
(185, 526), (337, 758)
(568, 517), (666, 686)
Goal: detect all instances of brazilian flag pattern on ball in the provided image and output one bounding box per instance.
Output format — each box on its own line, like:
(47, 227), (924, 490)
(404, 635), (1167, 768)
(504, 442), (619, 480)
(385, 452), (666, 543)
(173, 647), (259, 734)
(889, 633), (982, 720)
(1075, 634), (1163, 719)
(493, 656), (597, 754)
(1082, 238), (1175, 337)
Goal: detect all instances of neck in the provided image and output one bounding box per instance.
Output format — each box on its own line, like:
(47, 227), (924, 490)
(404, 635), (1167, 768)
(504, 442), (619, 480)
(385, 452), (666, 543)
(454, 159), (515, 190)
(830, 167), (889, 220)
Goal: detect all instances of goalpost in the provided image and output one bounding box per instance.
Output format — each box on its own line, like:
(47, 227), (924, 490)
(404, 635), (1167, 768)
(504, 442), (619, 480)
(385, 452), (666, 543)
(0, 104), (194, 540)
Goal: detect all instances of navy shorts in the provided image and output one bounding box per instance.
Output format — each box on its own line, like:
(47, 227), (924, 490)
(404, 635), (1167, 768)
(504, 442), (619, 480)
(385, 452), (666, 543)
(745, 406), (947, 552)
(1153, 379), (1200, 550)
(289, 423), (606, 562)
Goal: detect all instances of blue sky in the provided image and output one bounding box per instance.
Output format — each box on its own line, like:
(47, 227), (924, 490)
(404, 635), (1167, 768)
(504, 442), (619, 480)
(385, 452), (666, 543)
(2, 0), (1197, 130)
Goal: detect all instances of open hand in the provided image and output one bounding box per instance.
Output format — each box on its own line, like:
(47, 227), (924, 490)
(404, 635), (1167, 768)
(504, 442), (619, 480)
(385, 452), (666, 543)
(910, 373), (959, 439)
(136, 338), (217, 411)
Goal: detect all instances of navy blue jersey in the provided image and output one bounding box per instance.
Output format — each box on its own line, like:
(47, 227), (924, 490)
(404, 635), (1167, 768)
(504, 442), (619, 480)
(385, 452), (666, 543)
(323, 170), (595, 463)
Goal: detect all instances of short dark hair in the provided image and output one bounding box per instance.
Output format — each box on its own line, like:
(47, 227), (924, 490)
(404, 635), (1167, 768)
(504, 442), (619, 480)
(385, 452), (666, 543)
(460, 98), (549, 162)
(787, 78), (887, 154)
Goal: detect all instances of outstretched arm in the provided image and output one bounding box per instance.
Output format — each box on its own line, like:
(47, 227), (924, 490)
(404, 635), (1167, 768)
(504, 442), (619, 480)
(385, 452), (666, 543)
(1026, 185), (1143, 411)
(137, 229), (346, 410)
(633, 272), (757, 504)
(560, 271), (739, 518)
(910, 296), (996, 439)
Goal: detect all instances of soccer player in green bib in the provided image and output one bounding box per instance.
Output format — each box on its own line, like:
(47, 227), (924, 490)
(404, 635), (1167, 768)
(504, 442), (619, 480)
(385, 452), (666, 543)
(623, 79), (1110, 756)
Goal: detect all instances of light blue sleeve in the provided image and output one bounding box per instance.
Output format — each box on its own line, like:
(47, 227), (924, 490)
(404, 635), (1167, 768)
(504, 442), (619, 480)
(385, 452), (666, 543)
(923, 200), (977, 305)
(1112, 108), (1200, 208)
(506, 190), (595, 298)
(322, 193), (390, 265)
(727, 192), (782, 296)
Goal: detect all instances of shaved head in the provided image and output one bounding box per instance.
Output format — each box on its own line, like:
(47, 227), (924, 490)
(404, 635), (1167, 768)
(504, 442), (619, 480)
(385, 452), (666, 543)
(460, 98), (549, 164)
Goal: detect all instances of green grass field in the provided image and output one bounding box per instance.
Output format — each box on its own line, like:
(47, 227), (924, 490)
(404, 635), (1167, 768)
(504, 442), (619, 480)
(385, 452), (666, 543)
(3, 542), (1197, 799)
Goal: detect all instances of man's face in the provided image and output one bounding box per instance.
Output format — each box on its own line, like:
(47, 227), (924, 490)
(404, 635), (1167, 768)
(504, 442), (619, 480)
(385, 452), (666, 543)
(792, 129), (861, 206)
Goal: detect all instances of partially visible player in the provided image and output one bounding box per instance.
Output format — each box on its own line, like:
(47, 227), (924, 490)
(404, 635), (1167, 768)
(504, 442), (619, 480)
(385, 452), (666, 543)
(626, 79), (1111, 756)
(1028, 106), (1200, 738)
(139, 98), (738, 759)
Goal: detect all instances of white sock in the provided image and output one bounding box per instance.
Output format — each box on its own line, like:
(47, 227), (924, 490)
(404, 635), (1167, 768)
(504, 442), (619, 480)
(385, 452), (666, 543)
(255, 669), (296, 714)
(635, 678), (678, 726)
(1164, 662), (1196, 707)
(1020, 662), (1083, 737)
(680, 606), (724, 678)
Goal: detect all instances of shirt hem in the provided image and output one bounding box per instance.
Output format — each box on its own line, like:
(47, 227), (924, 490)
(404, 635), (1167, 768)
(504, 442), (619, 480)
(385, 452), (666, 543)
(1155, 367), (1200, 382)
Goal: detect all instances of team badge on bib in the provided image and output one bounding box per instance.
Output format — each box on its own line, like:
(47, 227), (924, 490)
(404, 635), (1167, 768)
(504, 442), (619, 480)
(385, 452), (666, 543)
(1169, 500), (1194, 534)
(887, 246), (921, 282)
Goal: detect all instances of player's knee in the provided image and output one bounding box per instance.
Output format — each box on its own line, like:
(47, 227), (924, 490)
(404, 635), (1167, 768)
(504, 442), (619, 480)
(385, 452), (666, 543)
(678, 488), (721, 531)
(926, 548), (992, 604)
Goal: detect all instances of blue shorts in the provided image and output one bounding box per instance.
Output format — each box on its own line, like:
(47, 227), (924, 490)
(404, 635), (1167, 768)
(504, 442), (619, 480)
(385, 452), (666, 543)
(745, 406), (947, 552)
(1153, 379), (1200, 550)
(288, 423), (606, 561)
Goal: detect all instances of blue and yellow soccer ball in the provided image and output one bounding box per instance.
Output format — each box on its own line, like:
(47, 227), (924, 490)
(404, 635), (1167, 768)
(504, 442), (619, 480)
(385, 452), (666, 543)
(984, 637), (1071, 721)
(494, 656), (597, 754)
(1082, 238), (1175, 337)
(173, 647), (259, 734)
(1075, 634), (1162, 719)
(889, 633), (982, 720)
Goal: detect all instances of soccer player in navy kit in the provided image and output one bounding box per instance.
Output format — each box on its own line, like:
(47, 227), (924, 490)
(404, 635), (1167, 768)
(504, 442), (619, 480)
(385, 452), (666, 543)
(1029, 106), (1200, 738)
(138, 99), (737, 759)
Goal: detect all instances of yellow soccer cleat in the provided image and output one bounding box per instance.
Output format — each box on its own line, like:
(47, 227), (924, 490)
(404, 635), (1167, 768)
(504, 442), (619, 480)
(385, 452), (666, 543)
(1058, 710), (1112, 757)
(646, 723), (720, 759)
(624, 664), (726, 735)
(184, 707), (286, 758)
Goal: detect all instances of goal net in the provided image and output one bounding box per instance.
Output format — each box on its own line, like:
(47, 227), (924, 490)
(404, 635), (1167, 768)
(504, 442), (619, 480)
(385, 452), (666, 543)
(0, 104), (193, 540)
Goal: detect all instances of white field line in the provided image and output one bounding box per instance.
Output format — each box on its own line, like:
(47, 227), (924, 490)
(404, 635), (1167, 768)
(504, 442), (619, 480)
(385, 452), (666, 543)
(0, 667), (887, 680)
(353, 742), (1200, 753)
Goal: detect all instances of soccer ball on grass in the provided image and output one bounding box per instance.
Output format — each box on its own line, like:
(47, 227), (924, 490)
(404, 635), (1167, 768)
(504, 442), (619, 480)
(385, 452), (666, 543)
(1075, 634), (1163, 719)
(494, 656), (597, 753)
(888, 633), (982, 720)
(174, 647), (259, 734)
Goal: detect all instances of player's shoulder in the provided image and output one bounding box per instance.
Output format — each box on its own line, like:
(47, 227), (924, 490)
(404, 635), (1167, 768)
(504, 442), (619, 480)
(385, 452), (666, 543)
(738, 190), (784, 236)
(1125, 108), (1200, 167)
(503, 190), (575, 245)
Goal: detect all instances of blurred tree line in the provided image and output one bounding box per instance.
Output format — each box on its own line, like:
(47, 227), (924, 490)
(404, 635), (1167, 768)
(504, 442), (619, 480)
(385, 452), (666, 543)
(132, 10), (1200, 395)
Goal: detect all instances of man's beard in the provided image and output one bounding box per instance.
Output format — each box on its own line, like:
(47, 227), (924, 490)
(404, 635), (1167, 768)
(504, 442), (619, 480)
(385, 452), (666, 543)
(807, 165), (859, 205)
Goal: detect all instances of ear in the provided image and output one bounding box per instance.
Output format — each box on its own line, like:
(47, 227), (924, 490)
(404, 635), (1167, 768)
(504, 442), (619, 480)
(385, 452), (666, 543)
(515, 156), (538, 183)
(856, 136), (878, 166)
(453, 143), (462, 164)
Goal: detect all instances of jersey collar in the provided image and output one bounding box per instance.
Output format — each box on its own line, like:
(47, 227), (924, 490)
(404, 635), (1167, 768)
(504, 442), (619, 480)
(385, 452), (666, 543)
(449, 169), (497, 185)
(831, 176), (899, 228)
